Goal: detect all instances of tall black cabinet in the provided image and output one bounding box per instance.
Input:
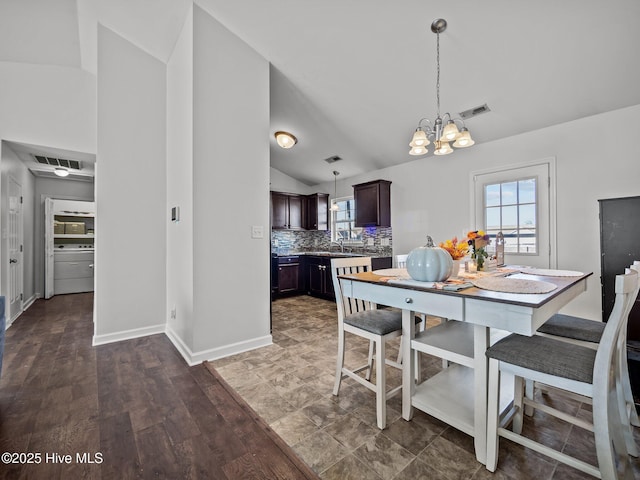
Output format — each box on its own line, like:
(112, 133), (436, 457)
(599, 195), (640, 410)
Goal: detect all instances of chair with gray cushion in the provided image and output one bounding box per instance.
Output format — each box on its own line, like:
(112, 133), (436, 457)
(534, 261), (640, 453)
(485, 270), (638, 479)
(330, 256), (421, 429)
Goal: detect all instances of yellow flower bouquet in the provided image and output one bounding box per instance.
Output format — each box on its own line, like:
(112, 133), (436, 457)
(439, 237), (469, 260)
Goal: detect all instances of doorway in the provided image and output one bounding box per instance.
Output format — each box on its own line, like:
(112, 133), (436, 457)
(7, 176), (23, 322)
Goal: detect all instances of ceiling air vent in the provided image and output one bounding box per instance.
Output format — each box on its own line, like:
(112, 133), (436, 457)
(459, 103), (491, 120)
(34, 155), (82, 170)
(324, 155), (342, 164)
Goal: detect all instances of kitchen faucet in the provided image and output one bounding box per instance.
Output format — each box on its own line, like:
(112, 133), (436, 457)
(330, 238), (345, 253)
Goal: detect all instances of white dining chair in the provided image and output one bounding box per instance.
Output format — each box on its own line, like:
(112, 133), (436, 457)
(395, 254), (408, 268)
(485, 269), (638, 479)
(532, 260), (640, 456)
(330, 256), (421, 429)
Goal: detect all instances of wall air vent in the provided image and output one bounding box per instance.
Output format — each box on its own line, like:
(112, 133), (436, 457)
(34, 155), (82, 170)
(459, 103), (491, 120)
(324, 155), (342, 164)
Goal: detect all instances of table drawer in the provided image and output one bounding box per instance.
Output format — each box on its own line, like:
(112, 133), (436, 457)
(346, 280), (464, 319)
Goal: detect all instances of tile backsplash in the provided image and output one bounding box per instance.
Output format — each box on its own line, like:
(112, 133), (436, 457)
(271, 227), (392, 256)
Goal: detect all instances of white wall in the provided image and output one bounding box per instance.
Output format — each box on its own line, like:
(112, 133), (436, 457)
(190, 5), (271, 358)
(0, 62), (96, 154)
(0, 143), (35, 319)
(311, 104), (640, 320)
(94, 25), (167, 344)
(269, 167), (313, 194)
(166, 7), (194, 352)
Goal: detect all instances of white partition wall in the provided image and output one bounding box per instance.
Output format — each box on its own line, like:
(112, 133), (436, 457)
(94, 25), (167, 344)
(165, 5), (272, 363)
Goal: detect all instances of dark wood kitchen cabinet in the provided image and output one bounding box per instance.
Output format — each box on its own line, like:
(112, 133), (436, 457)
(305, 193), (329, 230)
(305, 256), (335, 300)
(276, 256), (301, 295)
(271, 192), (304, 230)
(353, 179), (391, 227)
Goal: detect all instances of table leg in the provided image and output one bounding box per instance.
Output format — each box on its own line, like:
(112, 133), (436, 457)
(474, 324), (490, 465)
(402, 308), (415, 421)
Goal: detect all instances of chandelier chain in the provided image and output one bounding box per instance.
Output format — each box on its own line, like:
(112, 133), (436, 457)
(408, 19), (476, 156)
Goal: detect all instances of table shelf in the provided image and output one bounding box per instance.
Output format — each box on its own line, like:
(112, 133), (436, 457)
(413, 321), (474, 367)
(412, 364), (514, 437)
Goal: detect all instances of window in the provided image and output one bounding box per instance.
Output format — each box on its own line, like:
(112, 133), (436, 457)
(331, 196), (363, 243)
(484, 177), (537, 254)
(474, 161), (555, 268)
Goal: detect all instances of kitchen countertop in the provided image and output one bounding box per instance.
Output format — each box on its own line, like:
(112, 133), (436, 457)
(273, 251), (391, 258)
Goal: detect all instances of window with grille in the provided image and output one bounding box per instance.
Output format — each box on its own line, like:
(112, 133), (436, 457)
(484, 177), (537, 254)
(331, 197), (363, 243)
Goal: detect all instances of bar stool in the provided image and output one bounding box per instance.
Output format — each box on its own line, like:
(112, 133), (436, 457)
(485, 270), (638, 478)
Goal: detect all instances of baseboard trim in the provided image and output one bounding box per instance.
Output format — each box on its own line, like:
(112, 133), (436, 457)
(165, 326), (272, 366)
(92, 324), (165, 346)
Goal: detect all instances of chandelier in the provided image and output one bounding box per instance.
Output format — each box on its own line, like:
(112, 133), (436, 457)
(409, 19), (475, 156)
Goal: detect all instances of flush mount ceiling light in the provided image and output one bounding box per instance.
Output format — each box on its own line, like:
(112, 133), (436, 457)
(54, 167), (69, 177)
(274, 131), (298, 149)
(330, 171), (340, 211)
(409, 19), (475, 156)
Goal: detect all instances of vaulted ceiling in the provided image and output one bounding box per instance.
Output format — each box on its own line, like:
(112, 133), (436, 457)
(2, 0), (639, 185)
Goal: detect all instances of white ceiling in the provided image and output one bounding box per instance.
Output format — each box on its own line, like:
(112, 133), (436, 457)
(2, 0), (640, 185)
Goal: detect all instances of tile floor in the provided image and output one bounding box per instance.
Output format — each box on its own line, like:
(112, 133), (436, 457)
(209, 295), (640, 479)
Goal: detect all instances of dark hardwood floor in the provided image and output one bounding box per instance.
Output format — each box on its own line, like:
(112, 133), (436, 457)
(0, 293), (318, 480)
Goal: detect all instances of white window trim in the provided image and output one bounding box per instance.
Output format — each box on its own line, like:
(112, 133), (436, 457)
(331, 195), (363, 244)
(469, 158), (557, 268)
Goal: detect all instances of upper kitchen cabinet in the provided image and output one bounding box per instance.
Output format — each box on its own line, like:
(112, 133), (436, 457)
(353, 180), (391, 227)
(271, 192), (304, 230)
(305, 193), (329, 231)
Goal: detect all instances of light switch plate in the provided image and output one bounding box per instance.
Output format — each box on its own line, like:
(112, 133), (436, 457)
(251, 225), (264, 239)
(367, 238), (374, 246)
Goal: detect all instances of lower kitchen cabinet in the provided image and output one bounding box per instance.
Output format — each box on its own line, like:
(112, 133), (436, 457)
(305, 256), (335, 300)
(371, 257), (392, 270)
(276, 256), (302, 295)
(273, 255), (392, 301)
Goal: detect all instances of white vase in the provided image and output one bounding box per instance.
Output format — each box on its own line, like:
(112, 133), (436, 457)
(451, 259), (461, 278)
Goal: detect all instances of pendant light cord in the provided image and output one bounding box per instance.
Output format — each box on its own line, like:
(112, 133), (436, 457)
(436, 31), (441, 117)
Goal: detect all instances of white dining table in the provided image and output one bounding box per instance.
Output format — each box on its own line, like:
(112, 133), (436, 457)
(338, 267), (592, 464)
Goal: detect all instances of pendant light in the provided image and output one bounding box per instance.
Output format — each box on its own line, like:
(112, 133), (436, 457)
(409, 19), (475, 156)
(330, 171), (340, 211)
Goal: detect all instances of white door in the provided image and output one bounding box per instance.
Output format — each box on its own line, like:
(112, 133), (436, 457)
(473, 161), (555, 269)
(8, 177), (23, 320)
(44, 197), (55, 299)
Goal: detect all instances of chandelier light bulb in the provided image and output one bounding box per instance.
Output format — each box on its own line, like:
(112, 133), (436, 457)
(453, 128), (475, 148)
(433, 141), (453, 156)
(409, 146), (428, 156)
(409, 129), (429, 147)
(441, 121), (460, 142)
